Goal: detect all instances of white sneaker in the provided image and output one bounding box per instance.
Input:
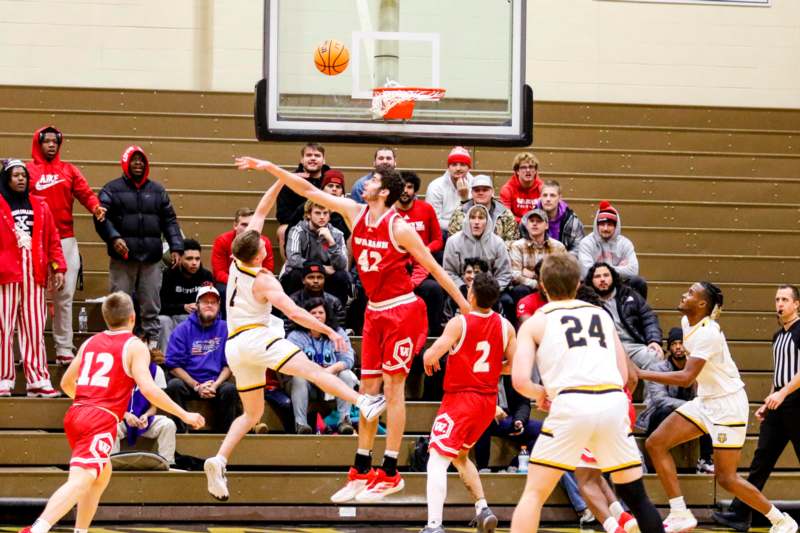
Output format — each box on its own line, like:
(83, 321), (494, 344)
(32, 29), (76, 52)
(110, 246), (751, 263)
(358, 394), (387, 421)
(770, 513), (799, 533)
(663, 509), (697, 533)
(204, 457), (229, 501)
(330, 467), (375, 503)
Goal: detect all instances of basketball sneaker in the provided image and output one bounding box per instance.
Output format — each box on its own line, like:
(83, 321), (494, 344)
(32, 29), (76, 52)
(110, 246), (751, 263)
(355, 468), (405, 502)
(27, 386), (61, 398)
(663, 509), (697, 533)
(770, 512), (798, 533)
(204, 456), (229, 501)
(330, 467), (376, 503)
(55, 353), (74, 366)
(0, 385), (10, 397)
(357, 394), (387, 421)
(419, 526), (445, 533)
(619, 511), (640, 533)
(470, 506), (498, 532)
(18, 528), (32, 533)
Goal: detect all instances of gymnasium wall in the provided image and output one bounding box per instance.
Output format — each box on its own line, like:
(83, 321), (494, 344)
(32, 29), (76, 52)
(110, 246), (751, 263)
(0, 0), (798, 108)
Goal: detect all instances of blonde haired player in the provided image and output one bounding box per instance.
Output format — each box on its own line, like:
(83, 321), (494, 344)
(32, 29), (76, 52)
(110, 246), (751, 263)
(510, 253), (663, 533)
(640, 282), (798, 533)
(20, 292), (205, 533)
(203, 180), (387, 501)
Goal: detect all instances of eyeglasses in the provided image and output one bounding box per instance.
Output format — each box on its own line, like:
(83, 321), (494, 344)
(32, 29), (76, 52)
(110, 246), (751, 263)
(517, 165), (537, 171)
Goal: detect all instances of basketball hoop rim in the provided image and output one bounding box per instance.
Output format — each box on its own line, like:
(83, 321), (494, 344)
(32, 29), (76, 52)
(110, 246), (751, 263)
(372, 87), (446, 99)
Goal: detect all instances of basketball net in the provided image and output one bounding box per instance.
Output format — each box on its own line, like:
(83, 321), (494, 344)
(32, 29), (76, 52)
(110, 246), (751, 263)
(371, 82), (446, 120)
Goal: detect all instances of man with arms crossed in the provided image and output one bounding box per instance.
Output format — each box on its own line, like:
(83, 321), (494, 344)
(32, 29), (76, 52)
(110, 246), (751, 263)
(640, 282), (797, 533)
(420, 272), (516, 533)
(235, 156), (470, 502)
(203, 181), (387, 501)
(20, 292), (204, 533)
(510, 253), (663, 533)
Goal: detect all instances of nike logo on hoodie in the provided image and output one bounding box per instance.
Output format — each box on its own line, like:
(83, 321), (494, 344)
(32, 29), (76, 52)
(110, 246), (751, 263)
(34, 174), (65, 191)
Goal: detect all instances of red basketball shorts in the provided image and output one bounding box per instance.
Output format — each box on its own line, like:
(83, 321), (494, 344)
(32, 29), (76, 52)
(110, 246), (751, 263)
(64, 404), (118, 476)
(361, 295), (427, 378)
(429, 391), (496, 458)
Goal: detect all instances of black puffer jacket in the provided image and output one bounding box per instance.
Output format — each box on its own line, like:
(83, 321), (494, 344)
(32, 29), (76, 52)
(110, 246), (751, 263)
(94, 146), (183, 263)
(611, 283), (662, 345)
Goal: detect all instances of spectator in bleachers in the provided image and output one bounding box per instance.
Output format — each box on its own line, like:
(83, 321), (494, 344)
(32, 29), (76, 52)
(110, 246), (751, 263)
(157, 239), (214, 352)
(287, 297), (358, 434)
(578, 201), (647, 297)
(112, 350), (177, 465)
(164, 286), (236, 433)
(499, 152), (543, 223)
(442, 256), (489, 324)
(396, 171), (445, 336)
(94, 146), (183, 352)
(211, 207), (275, 288)
(0, 159), (65, 397)
(263, 369), (294, 433)
(586, 262), (663, 370)
(287, 260), (346, 331)
(27, 126), (106, 365)
(275, 143), (328, 258)
(443, 205), (514, 321)
(508, 208), (566, 303)
(426, 146), (474, 235)
(448, 174), (518, 246)
(281, 201), (350, 306)
(285, 169), (351, 241)
(534, 179), (585, 254)
(350, 147), (396, 204)
(637, 327), (714, 474)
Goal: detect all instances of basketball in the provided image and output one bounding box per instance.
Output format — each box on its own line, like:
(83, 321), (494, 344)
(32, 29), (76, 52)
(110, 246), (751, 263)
(314, 39), (349, 76)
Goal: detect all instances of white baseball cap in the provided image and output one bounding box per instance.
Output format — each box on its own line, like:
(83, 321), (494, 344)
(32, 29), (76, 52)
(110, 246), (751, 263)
(196, 285), (220, 303)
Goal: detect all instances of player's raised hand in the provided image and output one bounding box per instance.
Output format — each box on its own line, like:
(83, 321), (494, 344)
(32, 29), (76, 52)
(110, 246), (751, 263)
(235, 156), (269, 171)
(183, 412), (206, 430)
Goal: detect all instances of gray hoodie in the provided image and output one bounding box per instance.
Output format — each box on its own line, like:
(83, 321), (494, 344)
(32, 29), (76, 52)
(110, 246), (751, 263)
(285, 220), (347, 273)
(443, 204), (512, 290)
(577, 207), (639, 279)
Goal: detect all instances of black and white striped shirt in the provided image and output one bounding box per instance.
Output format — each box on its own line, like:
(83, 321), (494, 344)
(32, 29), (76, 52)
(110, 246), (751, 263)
(772, 320), (800, 390)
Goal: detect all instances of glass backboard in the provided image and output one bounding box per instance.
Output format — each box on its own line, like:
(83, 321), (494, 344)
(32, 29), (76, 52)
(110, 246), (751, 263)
(255, 0), (532, 146)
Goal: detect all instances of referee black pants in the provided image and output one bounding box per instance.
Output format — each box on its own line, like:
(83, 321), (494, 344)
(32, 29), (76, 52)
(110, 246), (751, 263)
(728, 402), (800, 519)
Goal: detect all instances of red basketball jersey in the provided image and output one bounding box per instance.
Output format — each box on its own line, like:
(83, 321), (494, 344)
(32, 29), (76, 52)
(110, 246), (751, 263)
(73, 330), (138, 420)
(444, 311), (507, 394)
(351, 206), (413, 302)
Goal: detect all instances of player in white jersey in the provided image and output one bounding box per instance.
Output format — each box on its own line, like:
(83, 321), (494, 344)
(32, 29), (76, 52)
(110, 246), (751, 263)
(510, 254), (663, 533)
(640, 282), (798, 533)
(203, 181), (387, 501)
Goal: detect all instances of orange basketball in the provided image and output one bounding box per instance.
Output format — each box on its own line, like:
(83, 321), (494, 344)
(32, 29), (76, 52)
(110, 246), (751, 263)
(314, 39), (350, 76)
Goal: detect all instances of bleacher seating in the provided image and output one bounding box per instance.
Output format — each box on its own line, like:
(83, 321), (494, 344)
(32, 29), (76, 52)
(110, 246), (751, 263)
(2, 85), (800, 523)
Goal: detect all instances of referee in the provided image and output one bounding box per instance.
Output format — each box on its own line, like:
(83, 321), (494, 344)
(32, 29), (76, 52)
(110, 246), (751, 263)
(713, 284), (800, 532)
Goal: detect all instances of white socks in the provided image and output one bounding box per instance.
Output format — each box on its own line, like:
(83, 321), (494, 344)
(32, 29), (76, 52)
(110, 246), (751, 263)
(31, 518), (51, 533)
(215, 454), (227, 466)
(385, 449), (399, 459)
(426, 450), (451, 528)
(603, 516), (620, 533)
(669, 496), (687, 512)
(766, 505), (784, 525)
(475, 498), (488, 515)
(609, 500), (625, 519)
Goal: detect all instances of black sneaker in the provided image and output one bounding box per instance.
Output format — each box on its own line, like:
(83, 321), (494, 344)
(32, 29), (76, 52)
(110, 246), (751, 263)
(712, 510), (751, 532)
(338, 420), (355, 435)
(296, 423), (313, 434)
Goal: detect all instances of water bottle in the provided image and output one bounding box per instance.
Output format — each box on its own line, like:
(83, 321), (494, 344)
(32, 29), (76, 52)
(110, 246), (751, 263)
(518, 445), (529, 474)
(78, 307), (88, 334)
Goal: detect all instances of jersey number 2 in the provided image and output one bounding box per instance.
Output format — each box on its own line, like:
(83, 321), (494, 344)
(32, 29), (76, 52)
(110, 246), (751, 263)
(560, 314), (607, 348)
(357, 249), (382, 273)
(77, 351), (114, 388)
(473, 341), (491, 373)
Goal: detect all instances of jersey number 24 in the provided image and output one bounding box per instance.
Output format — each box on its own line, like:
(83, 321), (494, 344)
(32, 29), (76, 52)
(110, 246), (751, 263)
(560, 314), (607, 349)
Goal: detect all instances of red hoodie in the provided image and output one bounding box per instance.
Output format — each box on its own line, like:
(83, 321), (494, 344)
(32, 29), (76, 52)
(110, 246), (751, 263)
(26, 126), (100, 239)
(211, 230), (275, 283)
(0, 195), (67, 287)
(499, 173), (543, 222)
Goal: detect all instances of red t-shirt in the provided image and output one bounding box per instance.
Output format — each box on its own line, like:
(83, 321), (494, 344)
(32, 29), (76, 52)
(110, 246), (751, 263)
(499, 174), (543, 222)
(211, 229), (274, 283)
(395, 199), (443, 253)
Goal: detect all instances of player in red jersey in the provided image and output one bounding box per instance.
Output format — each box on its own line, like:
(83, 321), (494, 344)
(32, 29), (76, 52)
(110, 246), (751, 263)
(20, 292), (204, 533)
(419, 272), (516, 533)
(235, 156), (470, 502)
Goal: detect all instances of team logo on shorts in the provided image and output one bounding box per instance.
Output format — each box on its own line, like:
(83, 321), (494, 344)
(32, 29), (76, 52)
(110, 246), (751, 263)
(383, 337), (414, 373)
(430, 413), (454, 441)
(90, 432), (114, 459)
(718, 433), (727, 443)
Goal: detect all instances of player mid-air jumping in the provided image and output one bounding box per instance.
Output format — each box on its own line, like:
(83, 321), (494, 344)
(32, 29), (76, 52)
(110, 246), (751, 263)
(235, 156), (470, 502)
(20, 292), (206, 533)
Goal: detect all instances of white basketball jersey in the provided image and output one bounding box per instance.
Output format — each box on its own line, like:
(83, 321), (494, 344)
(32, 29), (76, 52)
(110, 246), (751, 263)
(225, 259), (273, 334)
(681, 315), (744, 398)
(536, 300), (623, 398)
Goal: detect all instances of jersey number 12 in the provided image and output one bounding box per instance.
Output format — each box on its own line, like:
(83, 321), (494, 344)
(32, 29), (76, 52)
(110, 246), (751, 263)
(77, 351), (114, 388)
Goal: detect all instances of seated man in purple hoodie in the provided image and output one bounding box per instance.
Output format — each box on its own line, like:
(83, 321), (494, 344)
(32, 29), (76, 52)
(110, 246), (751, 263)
(165, 286), (236, 433)
(535, 179), (585, 254)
